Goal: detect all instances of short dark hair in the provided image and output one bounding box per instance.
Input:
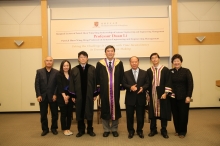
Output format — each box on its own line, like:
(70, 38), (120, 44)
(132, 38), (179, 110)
(59, 60), (71, 75)
(105, 45), (115, 52)
(78, 51), (88, 58)
(171, 54), (183, 63)
(150, 53), (160, 60)
(129, 56), (139, 62)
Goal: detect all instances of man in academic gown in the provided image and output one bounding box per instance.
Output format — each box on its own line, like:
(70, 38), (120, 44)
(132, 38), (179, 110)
(69, 51), (97, 137)
(146, 53), (172, 139)
(96, 45), (124, 137)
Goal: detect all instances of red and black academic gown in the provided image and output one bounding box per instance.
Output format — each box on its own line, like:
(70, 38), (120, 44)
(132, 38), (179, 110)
(146, 65), (172, 121)
(69, 64), (96, 121)
(96, 59), (124, 120)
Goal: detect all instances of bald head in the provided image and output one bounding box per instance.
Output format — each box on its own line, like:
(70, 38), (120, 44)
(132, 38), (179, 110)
(129, 56), (139, 70)
(44, 56), (53, 69)
(129, 56), (139, 62)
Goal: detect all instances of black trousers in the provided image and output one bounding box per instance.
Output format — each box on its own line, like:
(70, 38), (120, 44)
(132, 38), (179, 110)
(126, 104), (145, 133)
(77, 120), (93, 133)
(77, 97), (93, 133)
(39, 97), (58, 131)
(171, 98), (190, 136)
(150, 117), (168, 134)
(59, 102), (73, 130)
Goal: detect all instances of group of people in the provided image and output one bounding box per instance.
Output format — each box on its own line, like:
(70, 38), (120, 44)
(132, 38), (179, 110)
(34, 45), (193, 140)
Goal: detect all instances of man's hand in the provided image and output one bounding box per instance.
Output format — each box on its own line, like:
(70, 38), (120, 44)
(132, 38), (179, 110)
(147, 95), (150, 102)
(37, 96), (42, 102)
(66, 95), (70, 100)
(64, 95), (70, 104)
(52, 95), (57, 102)
(137, 87), (143, 94)
(130, 84), (137, 92)
(185, 97), (191, 103)
(161, 93), (167, 99)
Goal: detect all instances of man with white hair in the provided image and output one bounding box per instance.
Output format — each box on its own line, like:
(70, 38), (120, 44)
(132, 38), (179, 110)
(35, 56), (59, 136)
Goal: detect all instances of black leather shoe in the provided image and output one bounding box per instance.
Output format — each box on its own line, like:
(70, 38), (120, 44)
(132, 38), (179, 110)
(161, 133), (169, 139)
(103, 132), (110, 137)
(137, 132), (144, 139)
(112, 131), (119, 137)
(51, 129), (58, 135)
(41, 130), (49, 136)
(76, 131), (85, 137)
(148, 131), (158, 137)
(87, 131), (96, 137)
(128, 132), (134, 139)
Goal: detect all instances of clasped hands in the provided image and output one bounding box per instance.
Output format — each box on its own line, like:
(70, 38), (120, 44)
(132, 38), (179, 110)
(64, 95), (69, 104)
(130, 84), (143, 94)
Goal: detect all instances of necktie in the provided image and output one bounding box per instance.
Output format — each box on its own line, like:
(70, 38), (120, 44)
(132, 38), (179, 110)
(82, 66), (85, 71)
(134, 70), (137, 82)
(109, 62), (112, 72)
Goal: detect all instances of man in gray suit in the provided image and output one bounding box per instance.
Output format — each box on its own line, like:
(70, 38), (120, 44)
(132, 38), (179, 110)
(122, 56), (149, 139)
(35, 56), (59, 136)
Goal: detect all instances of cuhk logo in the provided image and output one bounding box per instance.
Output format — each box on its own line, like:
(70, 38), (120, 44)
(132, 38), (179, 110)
(94, 22), (99, 27)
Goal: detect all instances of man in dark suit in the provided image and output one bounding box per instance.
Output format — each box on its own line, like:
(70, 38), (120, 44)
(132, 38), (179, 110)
(122, 56), (149, 139)
(35, 56), (59, 136)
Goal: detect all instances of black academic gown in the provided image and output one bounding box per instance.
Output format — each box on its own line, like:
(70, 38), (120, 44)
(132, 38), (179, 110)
(96, 59), (124, 120)
(146, 66), (172, 121)
(69, 64), (96, 121)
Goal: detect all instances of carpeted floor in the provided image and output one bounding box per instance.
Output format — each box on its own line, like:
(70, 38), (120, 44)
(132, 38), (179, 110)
(0, 109), (220, 146)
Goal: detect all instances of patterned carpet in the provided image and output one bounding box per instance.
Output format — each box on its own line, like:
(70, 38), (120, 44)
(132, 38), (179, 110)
(0, 109), (220, 146)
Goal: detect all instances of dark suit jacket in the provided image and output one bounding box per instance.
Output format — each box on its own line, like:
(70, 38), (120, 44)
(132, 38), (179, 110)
(35, 67), (59, 102)
(122, 68), (149, 106)
(170, 67), (193, 100)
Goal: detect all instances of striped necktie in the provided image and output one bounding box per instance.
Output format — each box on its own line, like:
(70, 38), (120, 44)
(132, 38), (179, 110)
(109, 62), (112, 72)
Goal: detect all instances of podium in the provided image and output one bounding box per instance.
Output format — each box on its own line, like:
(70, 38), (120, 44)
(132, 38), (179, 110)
(216, 80), (220, 87)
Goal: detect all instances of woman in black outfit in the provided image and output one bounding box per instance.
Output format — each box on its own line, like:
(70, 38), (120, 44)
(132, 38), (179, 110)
(170, 54), (193, 138)
(56, 60), (73, 136)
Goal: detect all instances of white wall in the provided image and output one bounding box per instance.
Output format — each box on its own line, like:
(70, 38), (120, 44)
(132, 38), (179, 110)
(0, 1), (41, 36)
(0, 1), (42, 112)
(178, 0), (220, 107)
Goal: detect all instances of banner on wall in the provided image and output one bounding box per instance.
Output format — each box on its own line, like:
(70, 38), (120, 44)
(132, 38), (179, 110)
(51, 17), (170, 59)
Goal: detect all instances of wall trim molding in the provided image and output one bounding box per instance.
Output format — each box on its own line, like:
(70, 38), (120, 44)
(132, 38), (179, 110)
(0, 36), (41, 49)
(179, 32), (220, 45)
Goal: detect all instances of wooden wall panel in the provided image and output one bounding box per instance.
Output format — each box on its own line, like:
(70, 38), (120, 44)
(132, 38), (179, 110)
(179, 32), (220, 45)
(0, 36), (41, 49)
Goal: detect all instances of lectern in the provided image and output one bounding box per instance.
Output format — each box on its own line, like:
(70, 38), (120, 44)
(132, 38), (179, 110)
(216, 80), (220, 87)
